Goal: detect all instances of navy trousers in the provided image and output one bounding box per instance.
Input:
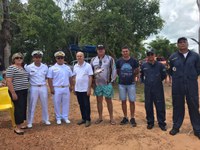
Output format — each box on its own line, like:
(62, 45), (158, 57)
(76, 92), (91, 121)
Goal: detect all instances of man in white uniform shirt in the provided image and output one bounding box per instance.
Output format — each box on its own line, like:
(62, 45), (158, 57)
(25, 50), (50, 128)
(47, 51), (73, 125)
(73, 52), (93, 127)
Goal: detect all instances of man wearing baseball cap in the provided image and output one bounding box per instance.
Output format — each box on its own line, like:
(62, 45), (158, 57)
(90, 44), (117, 125)
(25, 50), (51, 128)
(140, 49), (167, 131)
(168, 37), (200, 139)
(47, 51), (73, 125)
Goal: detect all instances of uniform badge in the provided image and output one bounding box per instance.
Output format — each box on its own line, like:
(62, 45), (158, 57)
(172, 67), (176, 71)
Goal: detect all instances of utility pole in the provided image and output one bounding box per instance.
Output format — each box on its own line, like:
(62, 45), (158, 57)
(197, 0), (200, 54)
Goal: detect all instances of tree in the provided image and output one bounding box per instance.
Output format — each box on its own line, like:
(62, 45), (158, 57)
(0, 0), (11, 67)
(71, 0), (164, 58)
(149, 36), (177, 59)
(4, 0), (71, 64)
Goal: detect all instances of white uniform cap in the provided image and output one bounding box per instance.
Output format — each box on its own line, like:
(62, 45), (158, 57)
(31, 50), (43, 56)
(54, 51), (65, 57)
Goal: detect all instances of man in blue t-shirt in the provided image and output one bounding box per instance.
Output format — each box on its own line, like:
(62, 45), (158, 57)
(116, 46), (139, 127)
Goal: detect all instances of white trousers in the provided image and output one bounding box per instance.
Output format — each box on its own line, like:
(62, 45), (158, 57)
(53, 87), (70, 121)
(28, 85), (49, 124)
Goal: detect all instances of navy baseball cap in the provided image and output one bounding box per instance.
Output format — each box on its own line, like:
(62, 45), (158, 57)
(177, 37), (187, 43)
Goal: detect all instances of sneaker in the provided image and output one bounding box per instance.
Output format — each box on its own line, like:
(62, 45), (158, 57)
(27, 124), (32, 128)
(169, 128), (179, 135)
(56, 120), (62, 125)
(147, 124), (154, 130)
(77, 119), (86, 125)
(44, 121), (51, 125)
(64, 119), (71, 124)
(85, 121), (91, 127)
(130, 118), (137, 127)
(120, 117), (129, 125)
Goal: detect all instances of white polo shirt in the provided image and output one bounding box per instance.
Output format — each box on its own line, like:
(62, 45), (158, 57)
(25, 63), (48, 86)
(73, 61), (93, 92)
(47, 63), (72, 86)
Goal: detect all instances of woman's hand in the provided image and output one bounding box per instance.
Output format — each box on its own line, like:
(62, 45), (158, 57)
(11, 92), (18, 100)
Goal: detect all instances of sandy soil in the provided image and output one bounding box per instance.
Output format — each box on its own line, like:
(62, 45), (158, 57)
(0, 82), (200, 150)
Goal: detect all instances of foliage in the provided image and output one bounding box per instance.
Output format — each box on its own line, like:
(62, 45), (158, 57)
(9, 0), (69, 64)
(149, 36), (177, 59)
(71, 0), (164, 59)
(3, 0), (166, 64)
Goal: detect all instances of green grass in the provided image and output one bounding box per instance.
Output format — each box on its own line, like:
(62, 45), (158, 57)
(113, 82), (172, 109)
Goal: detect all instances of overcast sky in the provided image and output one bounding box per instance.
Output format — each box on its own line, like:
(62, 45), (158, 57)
(146, 0), (199, 52)
(21, 0), (199, 52)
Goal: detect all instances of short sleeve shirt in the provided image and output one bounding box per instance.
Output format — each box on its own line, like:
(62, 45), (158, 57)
(47, 63), (72, 86)
(116, 57), (139, 85)
(25, 63), (48, 85)
(73, 61), (93, 92)
(90, 55), (116, 86)
(6, 65), (29, 91)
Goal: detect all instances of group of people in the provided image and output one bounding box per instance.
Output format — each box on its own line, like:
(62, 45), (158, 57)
(1, 37), (200, 140)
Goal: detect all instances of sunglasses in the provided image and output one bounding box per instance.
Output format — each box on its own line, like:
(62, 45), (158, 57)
(15, 57), (23, 60)
(99, 60), (102, 67)
(34, 56), (42, 58)
(147, 53), (154, 56)
(56, 56), (64, 59)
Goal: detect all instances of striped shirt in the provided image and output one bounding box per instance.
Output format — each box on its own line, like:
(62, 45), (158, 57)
(6, 65), (29, 91)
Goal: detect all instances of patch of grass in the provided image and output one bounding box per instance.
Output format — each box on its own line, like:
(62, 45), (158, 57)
(113, 82), (173, 109)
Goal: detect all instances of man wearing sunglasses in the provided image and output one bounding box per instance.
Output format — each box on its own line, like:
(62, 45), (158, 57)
(47, 51), (73, 125)
(168, 37), (200, 139)
(140, 49), (167, 131)
(90, 44), (117, 125)
(25, 50), (50, 128)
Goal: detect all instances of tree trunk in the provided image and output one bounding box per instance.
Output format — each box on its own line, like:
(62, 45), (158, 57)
(0, 0), (11, 68)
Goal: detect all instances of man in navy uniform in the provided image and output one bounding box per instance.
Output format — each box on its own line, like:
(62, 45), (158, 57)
(140, 49), (167, 131)
(26, 50), (50, 128)
(168, 37), (200, 139)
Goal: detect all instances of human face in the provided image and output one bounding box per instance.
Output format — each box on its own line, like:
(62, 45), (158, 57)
(97, 48), (105, 57)
(14, 57), (23, 65)
(147, 53), (155, 62)
(121, 48), (130, 58)
(56, 56), (65, 65)
(177, 40), (188, 52)
(76, 52), (84, 64)
(33, 55), (42, 64)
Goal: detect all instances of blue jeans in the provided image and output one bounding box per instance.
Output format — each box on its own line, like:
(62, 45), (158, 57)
(118, 84), (136, 102)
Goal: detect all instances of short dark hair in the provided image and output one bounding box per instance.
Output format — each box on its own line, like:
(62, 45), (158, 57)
(177, 37), (187, 43)
(122, 45), (129, 50)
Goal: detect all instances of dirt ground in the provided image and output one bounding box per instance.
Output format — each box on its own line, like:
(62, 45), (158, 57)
(0, 81), (200, 150)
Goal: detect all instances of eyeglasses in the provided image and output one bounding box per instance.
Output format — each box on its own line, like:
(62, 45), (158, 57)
(15, 57), (23, 60)
(34, 56), (42, 58)
(147, 53), (154, 56)
(56, 56), (64, 59)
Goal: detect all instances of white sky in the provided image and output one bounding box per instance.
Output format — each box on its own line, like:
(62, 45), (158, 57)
(20, 0), (200, 52)
(146, 0), (199, 52)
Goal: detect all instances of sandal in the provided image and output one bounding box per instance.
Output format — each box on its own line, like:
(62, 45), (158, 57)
(110, 120), (116, 125)
(95, 119), (103, 124)
(14, 129), (24, 135)
(20, 126), (28, 129)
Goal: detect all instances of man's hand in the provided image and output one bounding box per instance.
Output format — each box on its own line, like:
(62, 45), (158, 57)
(87, 88), (91, 96)
(50, 88), (55, 95)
